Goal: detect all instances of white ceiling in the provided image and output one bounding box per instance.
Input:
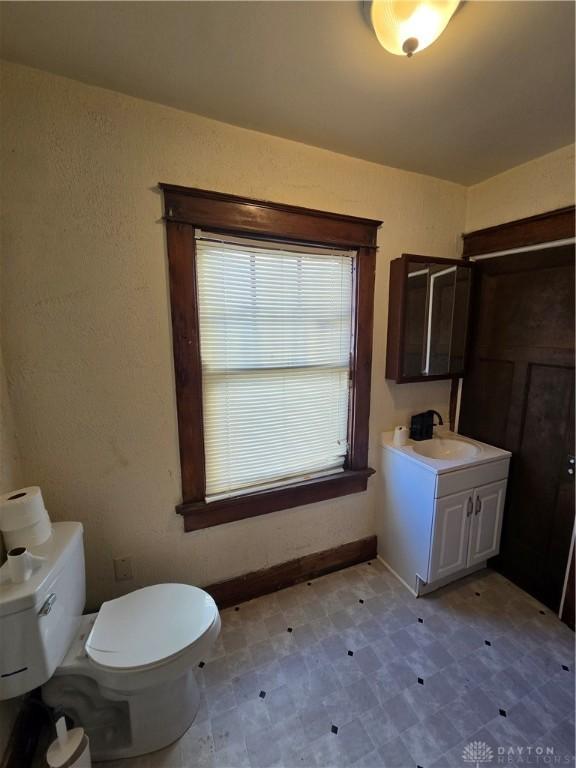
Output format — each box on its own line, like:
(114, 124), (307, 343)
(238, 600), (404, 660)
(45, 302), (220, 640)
(1, 1), (574, 184)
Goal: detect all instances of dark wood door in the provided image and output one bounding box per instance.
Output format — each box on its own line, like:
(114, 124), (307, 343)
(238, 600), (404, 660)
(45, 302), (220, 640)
(459, 244), (575, 616)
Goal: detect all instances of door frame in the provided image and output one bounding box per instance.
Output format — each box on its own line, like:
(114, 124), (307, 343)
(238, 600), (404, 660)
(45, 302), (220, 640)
(559, 522), (575, 629)
(462, 206), (575, 259)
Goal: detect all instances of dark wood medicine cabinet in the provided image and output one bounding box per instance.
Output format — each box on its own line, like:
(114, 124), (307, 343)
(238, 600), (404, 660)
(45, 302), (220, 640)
(386, 254), (473, 383)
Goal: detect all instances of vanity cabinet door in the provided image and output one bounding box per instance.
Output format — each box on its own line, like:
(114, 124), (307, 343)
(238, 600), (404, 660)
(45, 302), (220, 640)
(467, 480), (506, 567)
(429, 490), (473, 583)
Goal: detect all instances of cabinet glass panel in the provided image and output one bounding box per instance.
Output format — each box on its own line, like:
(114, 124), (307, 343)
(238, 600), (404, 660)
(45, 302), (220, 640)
(402, 260), (471, 378)
(403, 263), (428, 377)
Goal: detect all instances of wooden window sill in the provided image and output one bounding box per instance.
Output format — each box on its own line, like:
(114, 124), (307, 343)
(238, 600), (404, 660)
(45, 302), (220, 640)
(177, 468), (375, 532)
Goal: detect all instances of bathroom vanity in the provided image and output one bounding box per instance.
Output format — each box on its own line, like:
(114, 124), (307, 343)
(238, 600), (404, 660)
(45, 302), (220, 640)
(378, 430), (511, 595)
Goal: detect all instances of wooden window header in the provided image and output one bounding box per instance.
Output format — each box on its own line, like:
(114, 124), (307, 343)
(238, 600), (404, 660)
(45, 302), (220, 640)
(159, 184), (381, 250)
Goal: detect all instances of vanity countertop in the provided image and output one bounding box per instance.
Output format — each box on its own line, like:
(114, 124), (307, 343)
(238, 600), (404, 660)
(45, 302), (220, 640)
(380, 429), (511, 475)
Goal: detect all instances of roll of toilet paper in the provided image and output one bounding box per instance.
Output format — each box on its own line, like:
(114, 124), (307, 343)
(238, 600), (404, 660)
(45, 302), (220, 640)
(4, 518), (52, 550)
(47, 718), (91, 768)
(0, 486), (52, 548)
(0, 487), (48, 530)
(393, 426), (409, 446)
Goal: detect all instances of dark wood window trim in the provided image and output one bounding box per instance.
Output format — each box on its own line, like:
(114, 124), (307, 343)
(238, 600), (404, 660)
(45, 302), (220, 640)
(160, 184), (381, 532)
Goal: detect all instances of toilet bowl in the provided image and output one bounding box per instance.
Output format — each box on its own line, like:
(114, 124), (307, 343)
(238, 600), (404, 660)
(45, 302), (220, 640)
(43, 583), (221, 761)
(0, 523), (221, 762)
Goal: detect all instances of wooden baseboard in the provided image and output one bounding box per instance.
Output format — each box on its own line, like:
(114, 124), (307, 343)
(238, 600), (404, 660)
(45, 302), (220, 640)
(205, 535), (377, 609)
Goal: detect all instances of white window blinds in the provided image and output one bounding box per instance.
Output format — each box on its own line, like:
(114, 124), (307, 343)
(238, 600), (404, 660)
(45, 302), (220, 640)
(195, 232), (355, 500)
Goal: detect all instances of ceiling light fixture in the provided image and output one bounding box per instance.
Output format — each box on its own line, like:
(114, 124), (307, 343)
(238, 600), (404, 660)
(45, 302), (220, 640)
(370, 0), (460, 57)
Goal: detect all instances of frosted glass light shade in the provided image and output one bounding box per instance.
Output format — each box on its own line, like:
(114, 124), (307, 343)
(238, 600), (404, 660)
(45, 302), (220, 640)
(371, 0), (460, 57)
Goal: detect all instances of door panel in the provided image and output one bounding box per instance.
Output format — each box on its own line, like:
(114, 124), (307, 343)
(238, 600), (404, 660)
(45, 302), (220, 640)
(458, 358), (514, 447)
(459, 243), (575, 615)
(429, 490), (472, 583)
(468, 480), (506, 567)
(495, 362), (573, 609)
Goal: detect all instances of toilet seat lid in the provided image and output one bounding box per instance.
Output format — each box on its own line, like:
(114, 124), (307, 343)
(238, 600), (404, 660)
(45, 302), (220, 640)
(86, 584), (217, 671)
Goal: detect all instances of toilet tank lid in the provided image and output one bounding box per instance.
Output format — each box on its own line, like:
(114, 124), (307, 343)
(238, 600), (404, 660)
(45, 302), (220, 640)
(0, 522), (83, 617)
(85, 583), (218, 671)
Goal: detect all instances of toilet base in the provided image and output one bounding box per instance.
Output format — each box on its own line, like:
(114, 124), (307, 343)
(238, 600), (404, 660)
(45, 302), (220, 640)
(43, 667), (201, 761)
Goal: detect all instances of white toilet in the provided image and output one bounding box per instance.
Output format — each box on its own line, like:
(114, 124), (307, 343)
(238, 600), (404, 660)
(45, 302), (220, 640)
(0, 522), (221, 761)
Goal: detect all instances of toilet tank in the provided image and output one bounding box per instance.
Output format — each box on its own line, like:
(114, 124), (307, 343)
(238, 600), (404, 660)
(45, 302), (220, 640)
(0, 522), (85, 699)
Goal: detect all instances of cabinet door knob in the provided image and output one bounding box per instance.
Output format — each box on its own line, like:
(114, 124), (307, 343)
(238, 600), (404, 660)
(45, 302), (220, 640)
(475, 496), (482, 515)
(467, 497), (473, 517)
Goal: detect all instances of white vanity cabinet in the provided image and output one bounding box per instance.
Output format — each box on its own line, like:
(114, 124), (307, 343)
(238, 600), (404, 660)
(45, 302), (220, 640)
(378, 431), (511, 596)
(429, 480), (506, 583)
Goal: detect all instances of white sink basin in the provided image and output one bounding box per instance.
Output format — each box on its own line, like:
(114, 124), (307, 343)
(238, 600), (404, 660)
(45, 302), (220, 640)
(412, 437), (480, 460)
(381, 429), (510, 474)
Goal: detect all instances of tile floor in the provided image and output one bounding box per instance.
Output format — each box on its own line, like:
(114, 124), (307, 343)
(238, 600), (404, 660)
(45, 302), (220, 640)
(110, 561), (575, 768)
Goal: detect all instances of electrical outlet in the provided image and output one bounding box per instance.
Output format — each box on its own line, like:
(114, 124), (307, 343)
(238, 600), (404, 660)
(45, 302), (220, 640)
(113, 556), (133, 581)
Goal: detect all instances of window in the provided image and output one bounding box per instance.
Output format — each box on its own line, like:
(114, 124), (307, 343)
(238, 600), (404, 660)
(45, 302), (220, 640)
(161, 185), (380, 531)
(197, 233), (353, 498)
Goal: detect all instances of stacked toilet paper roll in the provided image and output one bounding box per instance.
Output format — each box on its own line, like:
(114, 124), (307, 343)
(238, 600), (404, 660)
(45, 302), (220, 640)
(0, 487), (52, 550)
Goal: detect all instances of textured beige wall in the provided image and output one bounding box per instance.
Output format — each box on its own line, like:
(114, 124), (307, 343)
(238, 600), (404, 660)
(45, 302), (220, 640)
(0, 61), (467, 608)
(0, 245), (22, 496)
(0, 349), (21, 497)
(465, 144), (575, 232)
